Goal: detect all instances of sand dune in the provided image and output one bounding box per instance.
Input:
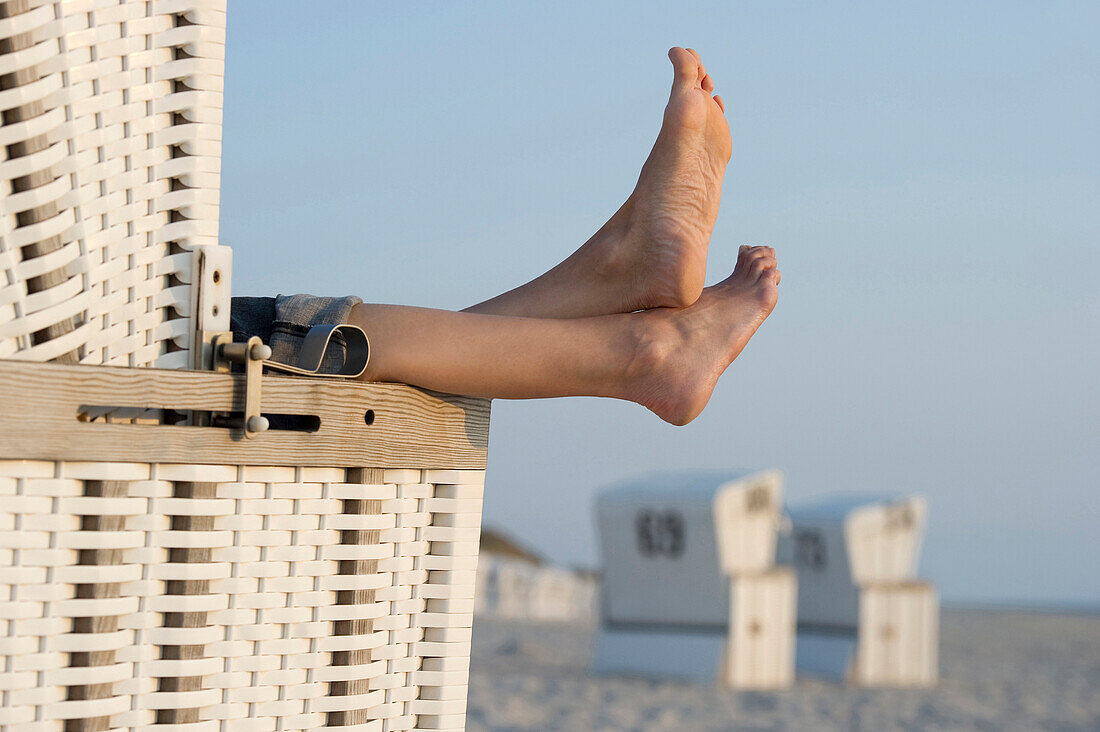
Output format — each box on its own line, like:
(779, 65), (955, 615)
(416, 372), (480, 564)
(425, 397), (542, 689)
(466, 609), (1099, 731)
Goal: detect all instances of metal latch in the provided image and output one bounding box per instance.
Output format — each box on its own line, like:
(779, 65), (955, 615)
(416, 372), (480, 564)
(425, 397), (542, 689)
(211, 324), (370, 438)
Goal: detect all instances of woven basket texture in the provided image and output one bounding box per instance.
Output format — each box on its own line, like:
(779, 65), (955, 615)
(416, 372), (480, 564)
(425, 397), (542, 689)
(0, 0), (228, 367)
(0, 461), (484, 731)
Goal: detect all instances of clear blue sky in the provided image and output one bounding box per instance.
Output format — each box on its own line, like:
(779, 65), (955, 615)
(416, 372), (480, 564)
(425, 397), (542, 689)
(220, 1), (1098, 606)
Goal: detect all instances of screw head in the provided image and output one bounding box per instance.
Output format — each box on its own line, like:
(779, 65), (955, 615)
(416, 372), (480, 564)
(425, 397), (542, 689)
(247, 415), (270, 433)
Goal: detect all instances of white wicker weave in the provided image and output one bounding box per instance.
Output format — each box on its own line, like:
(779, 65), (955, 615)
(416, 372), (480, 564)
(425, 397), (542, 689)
(0, 0), (229, 368)
(0, 460), (485, 730)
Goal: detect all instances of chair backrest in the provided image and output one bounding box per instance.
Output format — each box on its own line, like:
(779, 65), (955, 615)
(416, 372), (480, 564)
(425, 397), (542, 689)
(0, 0), (230, 368)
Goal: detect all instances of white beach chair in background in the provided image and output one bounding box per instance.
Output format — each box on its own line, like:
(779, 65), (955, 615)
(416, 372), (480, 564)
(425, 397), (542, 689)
(777, 495), (939, 687)
(475, 556), (597, 624)
(0, 2), (489, 729)
(472, 525), (599, 624)
(592, 470), (796, 689)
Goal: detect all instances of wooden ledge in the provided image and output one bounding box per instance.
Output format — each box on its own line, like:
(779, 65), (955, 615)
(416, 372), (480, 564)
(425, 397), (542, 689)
(0, 360), (490, 469)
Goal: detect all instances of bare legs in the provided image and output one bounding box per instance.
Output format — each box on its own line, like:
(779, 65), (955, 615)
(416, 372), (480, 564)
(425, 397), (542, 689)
(349, 49), (781, 426)
(351, 246), (778, 425)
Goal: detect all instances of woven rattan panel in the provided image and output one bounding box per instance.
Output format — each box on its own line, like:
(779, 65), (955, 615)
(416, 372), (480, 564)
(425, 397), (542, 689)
(0, 460), (483, 731)
(0, 0), (229, 368)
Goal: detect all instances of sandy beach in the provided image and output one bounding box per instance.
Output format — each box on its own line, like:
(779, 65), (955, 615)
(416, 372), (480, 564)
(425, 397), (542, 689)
(466, 609), (1099, 731)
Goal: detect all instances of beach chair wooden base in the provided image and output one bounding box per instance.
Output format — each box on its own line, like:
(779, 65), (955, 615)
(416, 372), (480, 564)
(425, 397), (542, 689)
(0, 360), (490, 730)
(722, 568), (797, 690)
(854, 581), (939, 687)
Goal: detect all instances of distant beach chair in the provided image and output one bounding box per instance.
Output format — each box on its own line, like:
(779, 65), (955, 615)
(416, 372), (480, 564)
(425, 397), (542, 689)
(777, 495), (939, 687)
(526, 566), (595, 623)
(0, 2), (489, 729)
(592, 470), (796, 689)
(474, 552), (598, 624)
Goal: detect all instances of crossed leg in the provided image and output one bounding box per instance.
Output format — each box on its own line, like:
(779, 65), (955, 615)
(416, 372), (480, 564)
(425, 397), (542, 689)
(349, 49), (780, 425)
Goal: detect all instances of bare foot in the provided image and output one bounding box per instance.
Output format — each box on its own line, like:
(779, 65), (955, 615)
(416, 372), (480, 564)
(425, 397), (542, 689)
(627, 245), (779, 425)
(602, 47), (733, 311)
(463, 48), (731, 321)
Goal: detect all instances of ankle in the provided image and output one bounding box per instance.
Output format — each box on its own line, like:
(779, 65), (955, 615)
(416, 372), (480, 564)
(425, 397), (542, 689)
(573, 219), (637, 304)
(620, 309), (716, 426)
(620, 312), (678, 398)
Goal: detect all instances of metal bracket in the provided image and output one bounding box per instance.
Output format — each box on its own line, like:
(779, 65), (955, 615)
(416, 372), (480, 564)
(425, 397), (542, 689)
(191, 245), (233, 371)
(210, 325), (370, 438)
(212, 333), (270, 438)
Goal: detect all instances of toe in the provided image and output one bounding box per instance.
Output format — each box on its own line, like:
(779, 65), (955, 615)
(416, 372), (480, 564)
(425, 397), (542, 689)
(737, 245), (769, 271)
(685, 49), (706, 82)
(686, 48), (704, 81)
(713, 94), (726, 113)
(668, 47), (699, 86)
(751, 257), (778, 280)
(701, 74), (714, 93)
(748, 250), (776, 269)
(736, 245), (751, 270)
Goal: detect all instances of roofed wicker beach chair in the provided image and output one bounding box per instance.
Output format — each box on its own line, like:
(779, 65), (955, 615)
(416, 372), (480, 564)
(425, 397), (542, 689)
(0, 2), (489, 729)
